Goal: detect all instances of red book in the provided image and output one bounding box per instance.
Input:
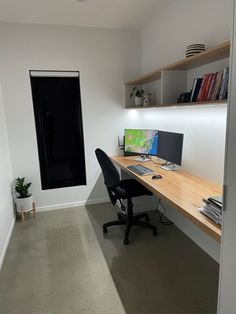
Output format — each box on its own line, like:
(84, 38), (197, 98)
(197, 74), (208, 102)
(202, 73), (214, 101)
(211, 71), (223, 100)
(207, 73), (217, 101)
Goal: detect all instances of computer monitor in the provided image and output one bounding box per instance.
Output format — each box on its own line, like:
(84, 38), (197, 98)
(157, 131), (184, 170)
(124, 129), (158, 162)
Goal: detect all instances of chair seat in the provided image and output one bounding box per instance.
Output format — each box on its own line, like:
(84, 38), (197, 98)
(120, 179), (153, 199)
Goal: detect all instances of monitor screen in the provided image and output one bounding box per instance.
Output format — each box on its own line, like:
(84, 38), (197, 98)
(124, 129), (158, 156)
(157, 131), (184, 166)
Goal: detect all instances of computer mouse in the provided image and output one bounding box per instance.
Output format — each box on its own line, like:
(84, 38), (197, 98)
(152, 174), (162, 180)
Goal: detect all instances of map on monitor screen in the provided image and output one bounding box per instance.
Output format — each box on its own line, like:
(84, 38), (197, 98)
(124, 129), (158, 156)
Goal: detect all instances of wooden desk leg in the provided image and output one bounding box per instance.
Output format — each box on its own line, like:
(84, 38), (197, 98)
(21, 207), (24, 221)
(32, 202), (36, 217)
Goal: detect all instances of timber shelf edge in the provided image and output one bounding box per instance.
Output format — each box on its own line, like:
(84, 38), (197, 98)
(125, 41), (230, 86)
(125, 100), (227, 109)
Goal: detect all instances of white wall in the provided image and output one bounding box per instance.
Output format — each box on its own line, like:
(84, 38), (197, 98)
(133, 106), (227, 183)
(140, 0), (233, 183)
(218, 1), (236, 311)
(130, 105), (227, 262)
(0, 22), (142, 210)
(0, 84), (14, 270)
(142, 0), (233, 73)
(135, 0), (234, 261)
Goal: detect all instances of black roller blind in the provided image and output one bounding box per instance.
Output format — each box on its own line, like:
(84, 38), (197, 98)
(30, 71), (86, 190)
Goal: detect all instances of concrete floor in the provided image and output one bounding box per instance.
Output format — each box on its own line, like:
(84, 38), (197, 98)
(0, 204), (219, 314)
(0, 207), (125, 314)
(86, 203), (219, 314)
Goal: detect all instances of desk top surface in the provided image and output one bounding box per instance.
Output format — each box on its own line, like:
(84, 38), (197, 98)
(111, 155), (222, 242)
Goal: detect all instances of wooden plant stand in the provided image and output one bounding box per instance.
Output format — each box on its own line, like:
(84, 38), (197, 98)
(17, 202), (36, 222)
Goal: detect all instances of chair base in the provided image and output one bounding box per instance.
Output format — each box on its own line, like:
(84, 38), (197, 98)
(103, 212), (158, 245)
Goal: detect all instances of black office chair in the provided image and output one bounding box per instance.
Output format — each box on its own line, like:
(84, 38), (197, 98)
(95, 148), (158, 244)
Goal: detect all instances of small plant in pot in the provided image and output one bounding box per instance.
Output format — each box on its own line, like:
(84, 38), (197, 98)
(15, 177), (33, 214)
(129, 86), (145, 106)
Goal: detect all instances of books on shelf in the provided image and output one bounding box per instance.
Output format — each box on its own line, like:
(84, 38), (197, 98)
(196, 74), (208, 102)
(190, 67), (229, 103)
(190, 78), (203, 102)
(219, 67), (229, 100)
(199, 195), (223, 225)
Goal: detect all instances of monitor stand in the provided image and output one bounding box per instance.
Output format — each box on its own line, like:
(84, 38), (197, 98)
(133, 155), (150, 162)
(160, 162), (177, 171)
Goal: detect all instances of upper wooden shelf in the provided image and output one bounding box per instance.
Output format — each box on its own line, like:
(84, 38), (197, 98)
(125, 41), (230, 86)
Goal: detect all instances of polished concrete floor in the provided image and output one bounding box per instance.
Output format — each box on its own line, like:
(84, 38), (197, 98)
(0, 204), (219, 314)
(0, 207), (125, 314)
(86, 203), (219, 314)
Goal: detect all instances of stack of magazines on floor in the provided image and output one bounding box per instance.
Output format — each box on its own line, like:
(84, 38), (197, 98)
(199, 195), (223, 225)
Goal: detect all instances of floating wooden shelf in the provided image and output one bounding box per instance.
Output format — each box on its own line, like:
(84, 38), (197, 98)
(124, 41), (230, 108)
(125, 41), (230, 86)
(125, 100), (228, 109)
(126, 69), (162, 86)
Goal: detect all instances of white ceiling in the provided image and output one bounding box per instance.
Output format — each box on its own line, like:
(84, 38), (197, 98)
(0, 0), (172, 30)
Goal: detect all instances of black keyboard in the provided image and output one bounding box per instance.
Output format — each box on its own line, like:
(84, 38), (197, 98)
(127, 164), (155, 176)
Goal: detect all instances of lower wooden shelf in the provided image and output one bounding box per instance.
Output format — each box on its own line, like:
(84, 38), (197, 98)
(125, 100), (227, 109)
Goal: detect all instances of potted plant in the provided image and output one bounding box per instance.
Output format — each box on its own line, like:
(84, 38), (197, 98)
(129, 86), (145, 106)
(15, 177), (33, 213)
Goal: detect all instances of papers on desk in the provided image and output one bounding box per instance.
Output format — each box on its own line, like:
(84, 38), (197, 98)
(199, 195), (223, 225)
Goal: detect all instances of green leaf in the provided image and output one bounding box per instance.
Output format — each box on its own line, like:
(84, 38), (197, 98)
(15, 177), (32, 198)
(129, 86), (145, 98)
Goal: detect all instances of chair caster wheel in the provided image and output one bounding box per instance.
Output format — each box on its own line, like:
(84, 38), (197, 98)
(153, 229), (158, 236)
(117, 213), (122, 220)
(103, 226), (108, 233)
(123, 239), (129, 245)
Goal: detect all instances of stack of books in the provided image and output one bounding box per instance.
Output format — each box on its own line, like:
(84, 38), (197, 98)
(199, 195), (223, 225)
(190, 67), (229, 103)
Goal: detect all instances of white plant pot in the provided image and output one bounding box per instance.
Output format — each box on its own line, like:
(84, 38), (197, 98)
(16, 195), (33, 213)
(135, 96), (143, 106)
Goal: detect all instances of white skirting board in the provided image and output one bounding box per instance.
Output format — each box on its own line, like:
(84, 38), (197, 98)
(36, 197), (110, 212)
(0, 218), (15, 271)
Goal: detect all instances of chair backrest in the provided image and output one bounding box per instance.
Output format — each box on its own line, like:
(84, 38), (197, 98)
(95, 148), (120, 189)
(95, 148), (123, 205)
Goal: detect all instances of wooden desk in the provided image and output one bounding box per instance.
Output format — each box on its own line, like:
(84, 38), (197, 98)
(111, 156), (222, 242)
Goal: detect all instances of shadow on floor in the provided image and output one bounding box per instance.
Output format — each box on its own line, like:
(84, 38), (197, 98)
(85, 202), (219, 314)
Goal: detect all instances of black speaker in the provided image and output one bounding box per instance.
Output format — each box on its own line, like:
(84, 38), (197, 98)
(177, 92), (192, 103)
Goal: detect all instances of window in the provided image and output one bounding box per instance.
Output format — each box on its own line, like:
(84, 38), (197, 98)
(30, 71), (86, 190)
